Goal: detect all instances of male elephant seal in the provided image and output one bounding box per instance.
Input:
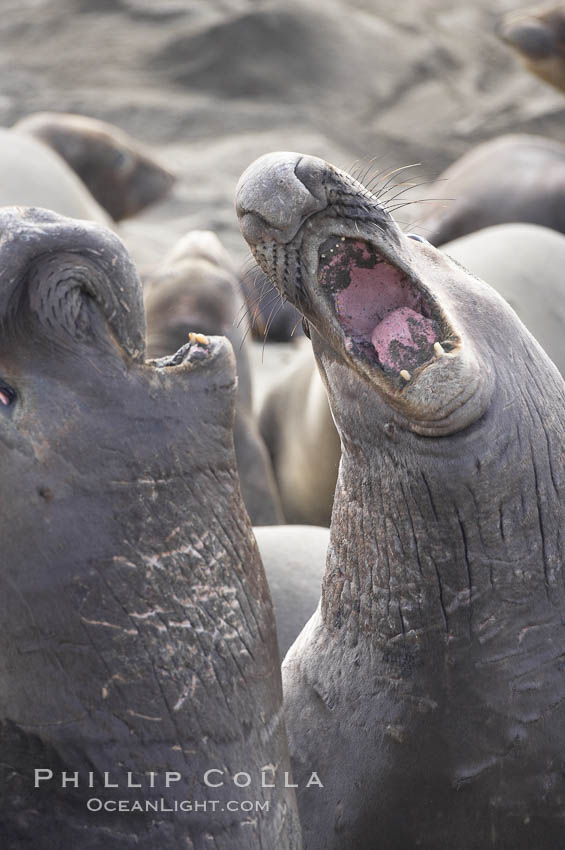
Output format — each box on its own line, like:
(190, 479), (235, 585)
(413, 134), (565, 245)
(0, 208), (301, 848)
(14, 112), (175, 221)
(144, 230), (284, 525)
(498, 2), (565, 93)
(237, 152), (565, 848)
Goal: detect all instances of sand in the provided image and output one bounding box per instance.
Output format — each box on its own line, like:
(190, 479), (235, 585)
(3, 0), (564, 272)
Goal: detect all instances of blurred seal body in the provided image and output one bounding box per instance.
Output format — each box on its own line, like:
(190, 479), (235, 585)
(415, 134), (565, 245)
(15, 111), (175, 221)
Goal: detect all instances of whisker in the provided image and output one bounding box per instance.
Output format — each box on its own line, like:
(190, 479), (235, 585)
(290, 314), (303, 337)
(380, 180), (444, 211)
(378, 175), (448, 203)
(386, 197), (454, 213)
(355, 155), (386, 187)
(370, 163), (423, 198)
(261, 299), (285, 360)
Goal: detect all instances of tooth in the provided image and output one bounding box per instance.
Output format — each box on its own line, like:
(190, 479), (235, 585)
(400, 370), (411, 382)
(188, 332), (210, 345)
(434, 342), (445, 356)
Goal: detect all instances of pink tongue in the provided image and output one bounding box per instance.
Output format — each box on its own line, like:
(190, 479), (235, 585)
(371, 307), (437, 372)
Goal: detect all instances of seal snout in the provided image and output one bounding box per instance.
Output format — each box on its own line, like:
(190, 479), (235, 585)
(236, 151), (327, 245)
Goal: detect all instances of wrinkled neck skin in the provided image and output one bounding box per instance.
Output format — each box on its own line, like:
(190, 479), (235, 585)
(286, 318), (565, 848)
(314, 310), (565, 656)
(0, 319), (300, 847)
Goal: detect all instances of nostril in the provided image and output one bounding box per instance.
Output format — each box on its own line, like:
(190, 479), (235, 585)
(293, 155), (328, 204)
(236, 151), (329, 246)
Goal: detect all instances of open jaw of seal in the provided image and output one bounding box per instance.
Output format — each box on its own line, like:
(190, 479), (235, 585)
(236, 152), (493, 435)
(148, 331), (223, 370)
(317, 236), (458, 391)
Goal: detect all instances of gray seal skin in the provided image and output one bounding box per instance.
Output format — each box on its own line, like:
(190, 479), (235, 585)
(0, 208), (301, 849)
(14, 111), (175, 221)
(414, 134), (565, 246)
(0, 127), (111, 224)
(498, 2), (565, 94)
(259, 344), (340, 527)
(237, 152), (565, 848)
(144, 229), (285, 526)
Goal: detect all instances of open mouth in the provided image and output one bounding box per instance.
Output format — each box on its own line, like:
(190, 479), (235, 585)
(318, 238), (456, 386)
(149, 332), (220, 369)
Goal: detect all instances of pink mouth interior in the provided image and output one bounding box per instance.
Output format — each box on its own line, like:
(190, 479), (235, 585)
(318, 238), (439, 375)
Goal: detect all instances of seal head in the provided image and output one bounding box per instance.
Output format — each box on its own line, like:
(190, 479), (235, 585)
(15, 112), (176, 221)
(237, 151), (493, 437)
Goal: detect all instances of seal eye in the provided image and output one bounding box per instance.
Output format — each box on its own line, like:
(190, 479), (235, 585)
(407, 233), (427, 243)
(302, 317), (311, 339)
(0, 382), (16, 407)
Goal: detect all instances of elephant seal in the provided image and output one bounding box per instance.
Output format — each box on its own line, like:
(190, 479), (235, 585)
(144, 230), (284, 525)
(254, 525), (329, 658)
(0, 128), (111, 224)
(14, 112), (175, 221)
(498, 2), (565, 93)
(259, 344), (340, 526)
(0, 208), (301, 848)
(237, 152), (565, 848)
(414, 134), (565, 245)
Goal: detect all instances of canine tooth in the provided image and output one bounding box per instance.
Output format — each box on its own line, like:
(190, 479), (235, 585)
(434, 342), (445, 356)
(188, 332), (210, 345)
(400, 370), (411, 382)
